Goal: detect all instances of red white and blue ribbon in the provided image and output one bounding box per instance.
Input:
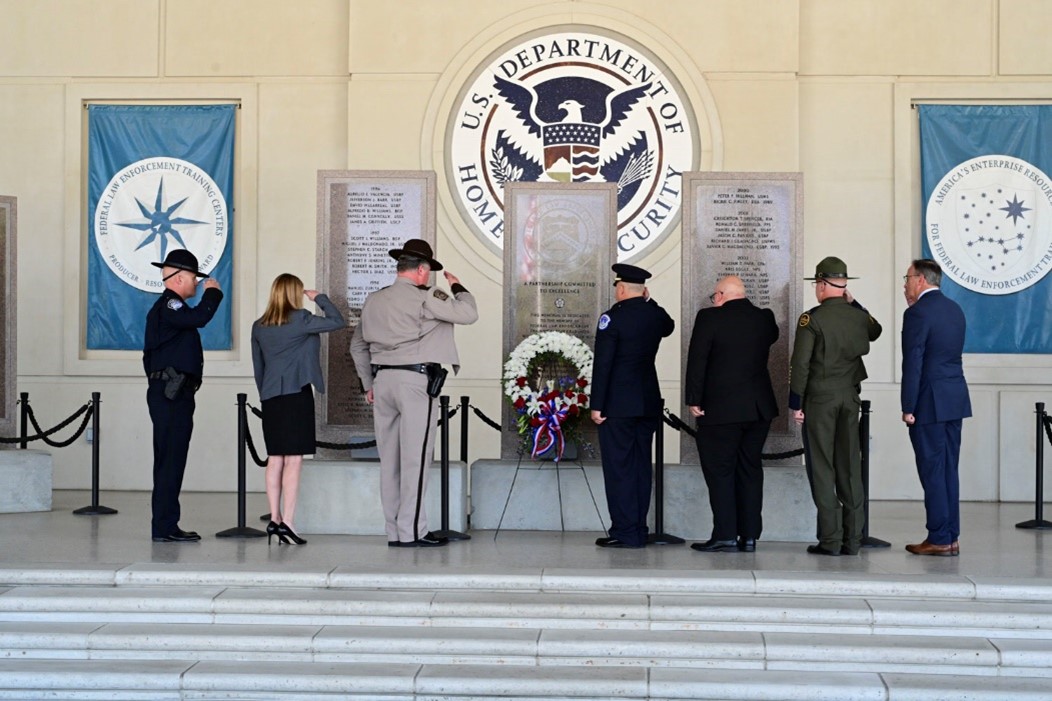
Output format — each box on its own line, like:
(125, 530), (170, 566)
(531, 398), (569, 461)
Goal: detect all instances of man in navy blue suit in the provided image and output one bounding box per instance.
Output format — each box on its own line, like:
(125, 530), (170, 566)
(591, 263), (675, 548)
(901, 259), (971, 557)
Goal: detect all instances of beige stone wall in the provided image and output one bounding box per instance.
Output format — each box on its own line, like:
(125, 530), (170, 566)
(0, 0), (1049, 503)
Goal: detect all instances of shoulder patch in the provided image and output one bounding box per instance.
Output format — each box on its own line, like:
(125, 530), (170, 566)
(167, 298), (184, 311)
(598, 314), (611, 331)
(433, 288), (449, 301)
(798, 313), (810, 328)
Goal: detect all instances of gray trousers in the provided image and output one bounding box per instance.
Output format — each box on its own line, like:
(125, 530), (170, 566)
(372, 369), (437, 542)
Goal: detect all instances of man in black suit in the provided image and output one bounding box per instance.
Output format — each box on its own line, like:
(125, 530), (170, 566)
(591, 263), (675, 548)
(685, 276), (779, 553)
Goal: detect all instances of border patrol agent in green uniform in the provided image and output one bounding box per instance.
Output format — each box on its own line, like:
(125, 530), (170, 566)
(789, 257), (882, 556)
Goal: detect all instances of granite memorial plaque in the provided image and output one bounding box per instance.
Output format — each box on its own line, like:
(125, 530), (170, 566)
(501, 183), (616, 459)
(316, 171), (435, 446)
(680, 173), (803, 464)
(0, 197), (14, 440)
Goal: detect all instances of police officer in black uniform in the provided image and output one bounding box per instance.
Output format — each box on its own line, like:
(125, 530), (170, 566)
(591, 263), (675, 548)
(143, 249), (223, 542)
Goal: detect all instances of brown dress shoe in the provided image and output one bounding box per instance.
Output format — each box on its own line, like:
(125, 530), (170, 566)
(905, 540), (957, 557)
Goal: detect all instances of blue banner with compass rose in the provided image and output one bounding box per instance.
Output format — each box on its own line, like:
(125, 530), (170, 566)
(87, 104), (234, 350)
(920, 105), (1052, 353)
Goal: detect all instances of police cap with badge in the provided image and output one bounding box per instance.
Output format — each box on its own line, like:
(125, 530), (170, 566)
(611, 263), (651, 286)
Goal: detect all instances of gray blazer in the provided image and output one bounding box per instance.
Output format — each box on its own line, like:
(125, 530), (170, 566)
(251, 294), (345, 401)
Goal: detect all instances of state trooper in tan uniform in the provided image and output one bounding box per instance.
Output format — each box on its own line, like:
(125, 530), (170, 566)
(349, 239), (478, 547)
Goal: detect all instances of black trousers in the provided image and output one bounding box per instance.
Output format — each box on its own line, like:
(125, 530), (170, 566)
(147, 381), (195, 538)
(695, 420), (771, 541)
(598, 416), (659, 546)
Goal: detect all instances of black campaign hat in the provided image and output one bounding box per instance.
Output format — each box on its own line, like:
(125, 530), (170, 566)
(152, 249), (209, 278)
(612, 263), (651, 286)
(388, 238), (443, 271)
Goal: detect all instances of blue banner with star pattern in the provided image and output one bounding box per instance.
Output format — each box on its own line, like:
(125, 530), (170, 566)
(919, 104), (1052, 353)
(87, 104), (234, 350)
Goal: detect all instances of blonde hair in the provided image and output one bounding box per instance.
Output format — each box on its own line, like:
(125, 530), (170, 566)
(259, 273), (304, 326)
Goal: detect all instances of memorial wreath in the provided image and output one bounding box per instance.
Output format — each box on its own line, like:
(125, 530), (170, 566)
(503, 331), (593, 462)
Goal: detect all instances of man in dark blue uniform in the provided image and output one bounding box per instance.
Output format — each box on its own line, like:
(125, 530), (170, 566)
(591, 263), (675, 548)
(143, 249), (223, 542)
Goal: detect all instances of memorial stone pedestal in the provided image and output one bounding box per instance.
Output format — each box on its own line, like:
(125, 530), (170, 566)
(295, 459), (466, 535)
(470, 458), (815, 542)
(0, 449), (52, 513)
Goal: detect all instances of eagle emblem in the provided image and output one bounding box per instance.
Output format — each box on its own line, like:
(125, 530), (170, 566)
(490, 75), (654, 201)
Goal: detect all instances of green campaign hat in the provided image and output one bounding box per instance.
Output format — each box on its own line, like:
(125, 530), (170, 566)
(804, 256), (858, 281)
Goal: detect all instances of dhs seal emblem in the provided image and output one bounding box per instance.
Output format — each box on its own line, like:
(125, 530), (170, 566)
(926, 155), (1052, 295)
(93, 157), (228, 292)
(449, 30), (697, 261)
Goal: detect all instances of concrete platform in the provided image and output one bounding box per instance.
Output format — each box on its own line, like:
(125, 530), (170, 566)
(0, 449), (51, 513)
(296, 460), (467, 535)
(470, 459), (816, 541)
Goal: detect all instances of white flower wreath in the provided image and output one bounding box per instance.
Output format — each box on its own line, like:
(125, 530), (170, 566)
(503, 332), (593, 458)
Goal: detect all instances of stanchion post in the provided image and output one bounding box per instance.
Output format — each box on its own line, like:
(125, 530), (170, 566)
(459, 395), (470, 465)
(18, 392), (28, 450)
(859, 398), (889, 547)
(217, 393), (266, 538)
(648, 399), (684, 545)
(1016, 402), (1052, 530)
(433, 395), (470, 541)
(74, 392), (117, 515)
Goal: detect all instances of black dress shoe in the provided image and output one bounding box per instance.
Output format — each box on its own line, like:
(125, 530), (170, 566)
(596, 536), (644, 549)
(737, 538), (757, 552)
(840, 546), (859, 556)
(690, 538), (738, 552)
(807, 544), (841, 556)
(174, 528), (200, 540)
(152, 532), (201, 543)
(398, 532), (449, 548)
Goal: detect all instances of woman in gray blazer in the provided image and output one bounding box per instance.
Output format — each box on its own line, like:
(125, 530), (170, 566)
(251, 273), (345, 545)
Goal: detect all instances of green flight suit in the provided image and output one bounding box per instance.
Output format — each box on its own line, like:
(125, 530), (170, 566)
(790, 297), (882, 554)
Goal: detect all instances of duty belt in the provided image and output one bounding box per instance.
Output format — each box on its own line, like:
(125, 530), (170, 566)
(372, 363), (436, 376)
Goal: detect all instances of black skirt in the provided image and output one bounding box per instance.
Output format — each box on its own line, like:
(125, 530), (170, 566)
(261, 385), (316, 456)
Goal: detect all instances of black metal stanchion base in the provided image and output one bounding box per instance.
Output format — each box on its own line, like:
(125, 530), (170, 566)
(432, 529), (471, 541)
(216, 526), (267, 538)
(861, 535), (892, 548)
(648, 533), (686, 545)
(259, 513), (271, 522)
(73, 505), (118, 516)
(1016, 519), (1052, 530)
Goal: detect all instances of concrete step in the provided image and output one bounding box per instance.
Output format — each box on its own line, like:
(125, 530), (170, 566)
(0, 659), (1051, 700)
(4, 564), (1052, 602)
(0, 621), (1050, 678)
(3, 585), (1052, 639)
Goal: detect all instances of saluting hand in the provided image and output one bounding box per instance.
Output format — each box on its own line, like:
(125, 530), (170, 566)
(304, 289), (319, 302)
(443, 271), (461, 287)
(203, 278), (221, 291)
(844, 289), (854, 305)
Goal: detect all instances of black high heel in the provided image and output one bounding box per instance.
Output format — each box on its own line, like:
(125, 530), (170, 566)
(277, 522), (307, 545)
(266, 520), (281, 545)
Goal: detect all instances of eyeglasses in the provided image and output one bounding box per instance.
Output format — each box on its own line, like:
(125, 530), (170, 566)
(902, 274), (922, 281)
(708, 290), (723, 303)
